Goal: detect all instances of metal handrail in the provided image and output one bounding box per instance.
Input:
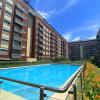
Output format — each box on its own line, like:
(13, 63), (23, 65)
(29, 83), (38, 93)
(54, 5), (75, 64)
(0, 65), (84, 100)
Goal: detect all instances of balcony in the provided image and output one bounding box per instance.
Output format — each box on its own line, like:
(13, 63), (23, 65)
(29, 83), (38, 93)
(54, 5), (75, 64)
(6, 0), (13, 5)
(12, 53), (21, 58)
(17, 3), (26, 13)
(1, 44), (8, 49)
(38, 44), (43, 48)
(2, 34), (9, 41)
(38, 37), (43, 42)
(13, 36), (22, 41)
(16, 10), (27, 19)
(15, 18), (23, 26)
(0, 2), (2, 8)
(3, 24), (10, 31)
(13, 44), (22, 50)
(14, 27), (22, 34)
(38, 50), (43, 54)
(5, 6), (12, 13)
(4, 15), (11, 22)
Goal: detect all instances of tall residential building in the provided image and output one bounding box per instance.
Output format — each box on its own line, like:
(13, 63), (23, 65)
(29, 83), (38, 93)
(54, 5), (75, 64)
(95, 29), (100, 63)
(68, 40), (96, 60)
(0, 0), (68, 61)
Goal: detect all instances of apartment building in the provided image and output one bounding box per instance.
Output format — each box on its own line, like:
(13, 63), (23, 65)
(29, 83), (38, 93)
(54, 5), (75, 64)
(95, 29), (100, 63)
(0, 0), (68, 61)
(68, 40), (96, 60)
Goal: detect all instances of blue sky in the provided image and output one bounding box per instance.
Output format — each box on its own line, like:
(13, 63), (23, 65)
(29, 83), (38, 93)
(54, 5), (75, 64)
(29, 0), (100, 42)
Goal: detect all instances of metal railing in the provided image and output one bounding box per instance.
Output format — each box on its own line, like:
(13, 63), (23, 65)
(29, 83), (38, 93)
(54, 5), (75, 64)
(0, 65), (84, 100)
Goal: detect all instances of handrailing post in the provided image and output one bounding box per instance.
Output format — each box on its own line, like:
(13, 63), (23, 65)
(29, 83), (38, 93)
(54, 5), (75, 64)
(80, 72), (84, 100)
(73, 84), (77, 100)
(0, 81), (3, 93)
(40, 87), (44, 100)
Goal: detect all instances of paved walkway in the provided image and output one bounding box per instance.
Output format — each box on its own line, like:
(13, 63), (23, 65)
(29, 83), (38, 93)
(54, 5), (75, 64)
(0, 90), (26, 100)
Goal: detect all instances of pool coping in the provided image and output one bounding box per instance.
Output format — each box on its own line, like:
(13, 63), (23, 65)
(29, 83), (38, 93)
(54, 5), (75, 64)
(0, 63), (81, 70)
(50, 64), (83, 100)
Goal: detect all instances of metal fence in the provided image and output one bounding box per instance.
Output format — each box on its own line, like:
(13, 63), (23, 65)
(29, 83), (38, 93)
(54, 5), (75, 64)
(0, 65), (84, 100)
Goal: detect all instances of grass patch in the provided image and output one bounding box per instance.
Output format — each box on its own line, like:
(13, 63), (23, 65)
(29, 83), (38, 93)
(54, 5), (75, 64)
(0, 60), (53, 68)
(84, 62), (100, 100)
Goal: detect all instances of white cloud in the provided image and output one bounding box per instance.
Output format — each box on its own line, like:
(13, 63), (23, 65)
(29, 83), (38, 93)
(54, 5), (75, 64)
(66, 24), (100, 35)
(58, 0), (79, 14)
(37, 11), (50, 19)
(63, 24), (99, 42)
(64, 0), (78, 10)
(37, 10), (56, 19)
(35, 0), (80, 18)
(89, 36), (96, 40)
(63, 32), (72, 41)
(72, 37), (80, 41)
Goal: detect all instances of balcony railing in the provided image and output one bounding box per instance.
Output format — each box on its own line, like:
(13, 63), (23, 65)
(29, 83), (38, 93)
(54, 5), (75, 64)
(16, 10), (27, 19)
(5, 6), (12, 13)
(6, 0), (13, 5)
(15, 18), (27, 26)
(4, 15), (11, 22)
(17, 3), (26, 13)
(14, 27), (22, 34)
(0, 65), (84, 100)
(11, 53), (21, 58)
(12, 44), (22, 50)
(0, 2), (2, 8)
(3, 24), (10, 31)
(13, 36), (22, 41)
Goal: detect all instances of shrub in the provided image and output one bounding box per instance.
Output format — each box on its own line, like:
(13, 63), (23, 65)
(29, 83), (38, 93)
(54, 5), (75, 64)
(52, 56), (68, 62)
(84, 62), (100, 100)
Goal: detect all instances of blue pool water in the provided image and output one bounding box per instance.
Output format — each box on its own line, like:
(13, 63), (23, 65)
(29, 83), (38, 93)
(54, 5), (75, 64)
(0, 64), (80, 100)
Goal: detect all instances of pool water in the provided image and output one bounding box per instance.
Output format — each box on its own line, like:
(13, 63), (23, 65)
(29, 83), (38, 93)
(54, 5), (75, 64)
(0, 64), (80, 100)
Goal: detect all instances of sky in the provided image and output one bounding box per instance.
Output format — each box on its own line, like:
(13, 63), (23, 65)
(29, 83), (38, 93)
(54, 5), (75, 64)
(29, 0), (100, 42)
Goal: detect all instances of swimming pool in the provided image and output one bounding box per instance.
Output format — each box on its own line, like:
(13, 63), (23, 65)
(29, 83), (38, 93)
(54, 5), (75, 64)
(0, 64), (80, 100)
